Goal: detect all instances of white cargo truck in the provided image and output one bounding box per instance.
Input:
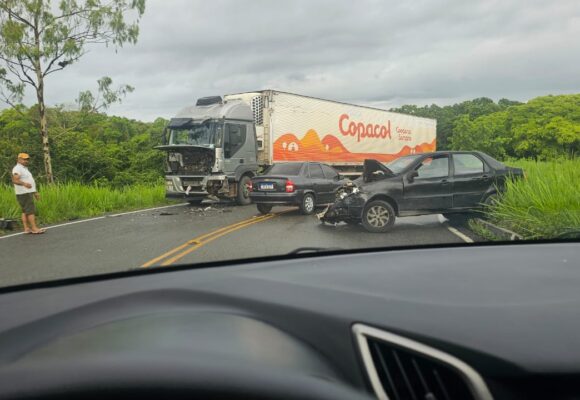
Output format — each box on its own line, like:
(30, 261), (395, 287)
(158, 90), (437, 205)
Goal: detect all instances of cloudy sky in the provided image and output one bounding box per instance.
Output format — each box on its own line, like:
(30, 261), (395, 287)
(15, 0), (580, 121)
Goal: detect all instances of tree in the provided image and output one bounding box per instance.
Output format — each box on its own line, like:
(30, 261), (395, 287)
(0, 0), (145, 183)
(448, 94), (580, 160)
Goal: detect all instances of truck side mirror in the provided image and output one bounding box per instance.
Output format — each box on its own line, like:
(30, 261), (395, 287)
(407, 170), (419, 183)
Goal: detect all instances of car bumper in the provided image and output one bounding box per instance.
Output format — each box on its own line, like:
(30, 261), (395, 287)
(320, 193), (366, 223)
(250, 191), (302, 205)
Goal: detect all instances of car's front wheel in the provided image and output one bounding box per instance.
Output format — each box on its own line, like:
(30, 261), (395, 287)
(257, 204), (273, 214)
(300, 193), (316, 215)
(361, 200), (395, 233)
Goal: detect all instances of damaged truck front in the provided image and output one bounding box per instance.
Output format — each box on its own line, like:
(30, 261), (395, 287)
(157, 96), (258, 205)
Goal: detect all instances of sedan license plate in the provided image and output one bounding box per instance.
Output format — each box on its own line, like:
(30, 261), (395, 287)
(259, 183), (275, 190)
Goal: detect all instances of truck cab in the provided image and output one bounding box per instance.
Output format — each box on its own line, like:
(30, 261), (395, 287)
(157, 96), (258, 205)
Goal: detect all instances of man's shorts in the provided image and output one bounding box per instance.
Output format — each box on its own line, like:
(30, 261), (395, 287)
(16, 193), (36, 215)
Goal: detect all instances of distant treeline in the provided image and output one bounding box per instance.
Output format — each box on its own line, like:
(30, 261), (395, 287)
(1, 94), (578, 186)
(0, 106), (167, 186)
(390, 94), (579, 160)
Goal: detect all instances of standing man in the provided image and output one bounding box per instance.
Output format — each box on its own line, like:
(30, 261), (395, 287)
(12, 153), (45, 234)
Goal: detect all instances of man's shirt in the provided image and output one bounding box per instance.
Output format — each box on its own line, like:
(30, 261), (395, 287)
(12, 163), (36, 195)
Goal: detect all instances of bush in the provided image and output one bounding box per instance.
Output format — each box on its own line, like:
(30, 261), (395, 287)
(486, 159), (580, 239)
(0, 182), (174, 227)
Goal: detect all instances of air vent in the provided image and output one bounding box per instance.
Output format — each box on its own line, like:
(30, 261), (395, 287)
(353, 324), (493, 400)
(251, 95), (264, 125)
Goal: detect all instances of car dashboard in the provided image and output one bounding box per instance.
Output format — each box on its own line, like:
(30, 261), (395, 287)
(0, 242), (578, 399)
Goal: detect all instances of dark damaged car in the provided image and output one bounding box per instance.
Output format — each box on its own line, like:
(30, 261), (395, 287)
(320, 151), (524, 232)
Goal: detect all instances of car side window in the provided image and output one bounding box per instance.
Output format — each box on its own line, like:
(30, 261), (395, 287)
(453, 154), (485, 175)
(321, 164), (339, 180)
(415, 156), (449, 179)
(309, 163), (325, 179)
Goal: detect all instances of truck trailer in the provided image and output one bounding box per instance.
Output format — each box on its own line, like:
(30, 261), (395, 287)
(157, 90), (437, 205)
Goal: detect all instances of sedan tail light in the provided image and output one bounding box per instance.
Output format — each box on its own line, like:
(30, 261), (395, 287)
(285, 179), (295, 193)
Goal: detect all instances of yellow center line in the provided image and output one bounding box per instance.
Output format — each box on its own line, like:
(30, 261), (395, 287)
(140, 214), (271, 268)
(140, 208), (295, 268)
(159, 213), (277, 266)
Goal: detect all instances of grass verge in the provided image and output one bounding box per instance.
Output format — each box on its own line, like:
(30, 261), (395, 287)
(0, 182), (176, 231)
(485, 159), (580, 239)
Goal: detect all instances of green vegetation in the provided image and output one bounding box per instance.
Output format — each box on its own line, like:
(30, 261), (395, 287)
(467, 219), (501, 241)
(485, 159), (580, 239)
(391, 94), (579, 160)
(0, 106), (167, 187)
(0, 0), (146, 183)
(0, 182), (172, 226)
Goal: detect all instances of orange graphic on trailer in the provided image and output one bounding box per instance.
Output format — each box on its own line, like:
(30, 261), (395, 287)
(273, 129), (436, 163)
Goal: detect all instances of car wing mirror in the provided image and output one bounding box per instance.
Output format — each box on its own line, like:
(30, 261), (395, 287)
(407, 170), (419, 183)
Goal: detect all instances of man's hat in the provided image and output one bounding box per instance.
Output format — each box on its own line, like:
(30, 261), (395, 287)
(17, 153), (30, 159)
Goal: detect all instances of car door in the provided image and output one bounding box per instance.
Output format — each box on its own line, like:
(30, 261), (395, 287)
(307, 163), (329, 202)
(320, 164), (342, 203)
(451, 153), (492, 208)
(402, 154), (453, 211)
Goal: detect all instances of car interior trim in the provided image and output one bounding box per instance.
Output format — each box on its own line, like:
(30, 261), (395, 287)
(353, 323), (494, 400)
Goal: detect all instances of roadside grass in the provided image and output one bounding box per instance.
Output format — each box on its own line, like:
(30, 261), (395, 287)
(0, 182), (176, 230)
(468, 219), (501, 241)
(485, 159), (580, 239)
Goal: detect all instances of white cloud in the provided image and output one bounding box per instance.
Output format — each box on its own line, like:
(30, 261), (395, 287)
(10, 0), (580, 121)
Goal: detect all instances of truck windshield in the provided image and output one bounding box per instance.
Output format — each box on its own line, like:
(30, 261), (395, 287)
(169, 122), (221, 147)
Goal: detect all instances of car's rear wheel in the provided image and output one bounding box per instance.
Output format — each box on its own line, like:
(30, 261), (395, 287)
(300, 193), (316, 215)
(483, 193), (499, 207)
(236, 176), (252, 205)
(361, 200), (395, 233)
(257, 204), (273, 214)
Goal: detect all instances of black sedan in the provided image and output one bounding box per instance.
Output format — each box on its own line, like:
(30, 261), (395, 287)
(320, 151), (524, 232)
(250, 162), (346, 215)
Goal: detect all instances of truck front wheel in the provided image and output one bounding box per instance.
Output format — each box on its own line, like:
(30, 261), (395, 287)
(236, 176), (252, 205)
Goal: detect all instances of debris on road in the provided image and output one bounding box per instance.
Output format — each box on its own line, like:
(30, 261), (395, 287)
(183, 206), (233, 217)
(0, 219), (15, 230)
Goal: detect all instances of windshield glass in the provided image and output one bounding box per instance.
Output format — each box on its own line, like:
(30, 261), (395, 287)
(386, 155), (422, 174)
(169, 122), (220, 147)
(0, 1), (578, 289)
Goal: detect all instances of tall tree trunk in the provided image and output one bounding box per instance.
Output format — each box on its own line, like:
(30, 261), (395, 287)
(35, 80), (54, 184)
(33, 11), (54, 184)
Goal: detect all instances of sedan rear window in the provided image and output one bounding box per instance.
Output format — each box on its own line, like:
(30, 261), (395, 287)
(266, 163), (303, 175)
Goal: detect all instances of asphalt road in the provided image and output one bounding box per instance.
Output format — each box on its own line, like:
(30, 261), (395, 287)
(0, 203), (481, 288)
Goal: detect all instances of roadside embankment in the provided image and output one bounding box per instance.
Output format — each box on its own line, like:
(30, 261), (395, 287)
(0, 183), (174, 233)
(476, 159), (580, 240)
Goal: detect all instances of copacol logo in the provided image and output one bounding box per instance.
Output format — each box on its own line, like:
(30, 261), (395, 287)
(339, 114), (392, 142)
